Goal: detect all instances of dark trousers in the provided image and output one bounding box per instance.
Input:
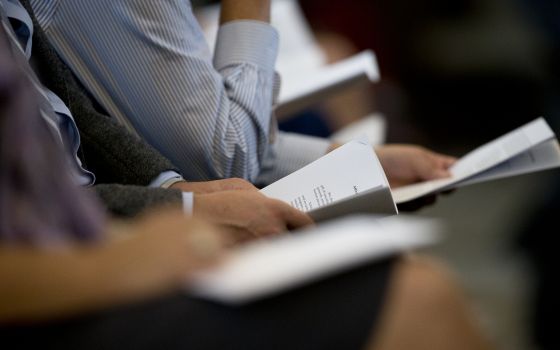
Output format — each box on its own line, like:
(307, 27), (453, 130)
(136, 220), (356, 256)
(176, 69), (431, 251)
(1, 258), (395, 350)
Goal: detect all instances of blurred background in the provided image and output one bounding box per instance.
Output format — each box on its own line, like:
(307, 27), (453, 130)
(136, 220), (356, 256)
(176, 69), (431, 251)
(194, 1), (560, 349)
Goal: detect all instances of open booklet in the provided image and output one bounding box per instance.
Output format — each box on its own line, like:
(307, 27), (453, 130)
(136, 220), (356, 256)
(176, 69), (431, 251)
(261, 138), (398, 222)
(189, 215), (440, 304)
(393, 117), (560, 204)
(196, 1), (380, 117)
(275, 50), (379, 117)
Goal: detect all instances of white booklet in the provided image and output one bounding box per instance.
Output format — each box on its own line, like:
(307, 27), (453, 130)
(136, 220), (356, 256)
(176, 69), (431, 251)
(275, 50), (380, 117)
(261, 138), (398, 222)
(189, 215), (440, 304)
(393, 117), (560, 204)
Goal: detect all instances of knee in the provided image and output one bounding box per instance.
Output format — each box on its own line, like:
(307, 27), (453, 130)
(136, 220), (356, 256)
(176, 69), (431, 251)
(390, 255), (465, 314)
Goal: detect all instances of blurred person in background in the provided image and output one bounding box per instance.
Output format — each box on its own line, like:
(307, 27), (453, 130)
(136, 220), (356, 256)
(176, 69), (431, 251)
(0, 22), (496, 350)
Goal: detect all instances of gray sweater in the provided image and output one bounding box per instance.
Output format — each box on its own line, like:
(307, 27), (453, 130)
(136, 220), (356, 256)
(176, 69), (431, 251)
(22, 0), (184, 217)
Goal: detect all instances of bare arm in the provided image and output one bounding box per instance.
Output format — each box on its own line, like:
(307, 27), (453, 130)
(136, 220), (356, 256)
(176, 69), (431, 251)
(0, 212), (224, 323)
(220, 0), (271, 23)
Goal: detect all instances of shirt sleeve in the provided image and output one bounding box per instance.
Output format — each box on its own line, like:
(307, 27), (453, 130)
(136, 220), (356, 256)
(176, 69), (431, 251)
(148, 171), (193, 214)
(181, 192), (194, 216)
(149, 171), (185, 189)
(256, 131), (331, 185)
(34, 0), (279, 182)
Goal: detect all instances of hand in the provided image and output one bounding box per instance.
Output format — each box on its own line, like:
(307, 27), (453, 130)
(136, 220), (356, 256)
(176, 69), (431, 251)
(193, 191), (314, 244)
(97, 210), (226, 300)
(171, 178), (258, 194)
(375, 145), (456, 188)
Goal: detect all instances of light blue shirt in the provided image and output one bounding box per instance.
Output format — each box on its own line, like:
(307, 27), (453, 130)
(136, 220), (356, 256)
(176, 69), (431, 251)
(30, 0), (331, 185)
(1, 0), (94, 186)
(1, 0), (194, 214)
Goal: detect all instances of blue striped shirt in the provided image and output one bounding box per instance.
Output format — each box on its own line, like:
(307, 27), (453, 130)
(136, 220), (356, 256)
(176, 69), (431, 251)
(30, 0), (330, 184)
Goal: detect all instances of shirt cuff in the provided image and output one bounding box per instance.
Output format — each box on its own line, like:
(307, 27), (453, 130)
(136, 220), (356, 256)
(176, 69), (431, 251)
(214, 20), (279, 74)
(256, 132), (331, 185)
(149, 171), (184, 189)
(182, 192), (194, 216)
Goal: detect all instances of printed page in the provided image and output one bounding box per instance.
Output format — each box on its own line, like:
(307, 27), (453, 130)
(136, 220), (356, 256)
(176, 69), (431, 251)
(276, 51), (380, 117)
(261, 138), (393, 215)
(392, 117), (557, 203)
(457, 139), (560, 187)
(188, 215), (441, 304)
(448, 117), (554, 178)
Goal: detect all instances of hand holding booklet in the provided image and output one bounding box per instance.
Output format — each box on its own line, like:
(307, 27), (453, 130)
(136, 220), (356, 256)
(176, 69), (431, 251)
(260, 117), (560, 216)
(189, 215), (440, 304)
(187, 139), (411, 304)
(261, 138), (398, 222)
(188, 118), (559, 304)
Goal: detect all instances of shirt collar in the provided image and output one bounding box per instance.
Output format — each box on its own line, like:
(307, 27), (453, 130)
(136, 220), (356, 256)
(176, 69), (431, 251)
(0, 0), (33, 59)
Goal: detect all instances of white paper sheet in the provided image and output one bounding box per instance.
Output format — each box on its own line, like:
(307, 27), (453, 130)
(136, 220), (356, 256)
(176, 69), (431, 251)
(261, 138), (397, 220)
(392, 117), (559, 203)
(188, 215), (441, 304)
(276, 51), (379, 116)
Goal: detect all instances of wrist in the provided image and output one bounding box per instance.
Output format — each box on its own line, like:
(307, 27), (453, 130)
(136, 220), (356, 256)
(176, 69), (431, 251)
(171, 181), (214, 194)
(220, 0), (271, 23)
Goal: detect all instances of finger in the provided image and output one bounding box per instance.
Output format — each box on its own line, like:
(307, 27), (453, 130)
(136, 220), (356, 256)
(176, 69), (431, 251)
(414, 152), (446, 181)
(221, 225), (255, 246)
(418, 153), (454, 181)
(277, 203), (315, 230)
(433, 168), (452, 179)
(185, 221), (226, 264)
(442, 156), (457, 167)
(434, 155), (457, 171)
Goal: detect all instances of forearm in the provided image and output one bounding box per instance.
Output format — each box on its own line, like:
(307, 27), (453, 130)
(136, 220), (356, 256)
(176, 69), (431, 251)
(220, 0), (271, 23)
(0, 236), (185, 323)
(0, 247), (142, 322)
(93, 185), (183, 218)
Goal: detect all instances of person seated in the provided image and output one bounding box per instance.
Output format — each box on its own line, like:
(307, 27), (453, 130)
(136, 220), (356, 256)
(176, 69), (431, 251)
(0, 0), (317, 244)
(27, 0), (457, 190)
(0, 28), (494, 350)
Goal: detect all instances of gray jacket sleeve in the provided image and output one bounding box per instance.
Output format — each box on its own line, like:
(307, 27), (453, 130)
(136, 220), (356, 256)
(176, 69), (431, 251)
(93, 185), (183, 218)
